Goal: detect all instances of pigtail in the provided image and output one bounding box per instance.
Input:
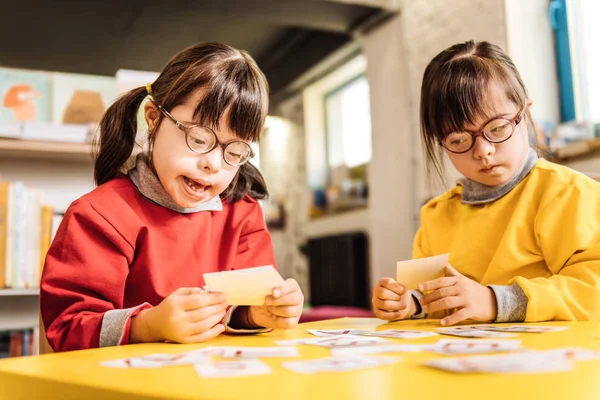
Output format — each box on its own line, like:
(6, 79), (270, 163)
(93, 86), (148, 186)
(221, 163), (269, 203)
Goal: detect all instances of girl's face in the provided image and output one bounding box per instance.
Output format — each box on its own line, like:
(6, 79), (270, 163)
(145, 94), (246, 208)
(443, 83), (531, 187)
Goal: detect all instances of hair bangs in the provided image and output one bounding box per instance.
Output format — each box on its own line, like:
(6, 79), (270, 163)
(193, 56), (268, 142)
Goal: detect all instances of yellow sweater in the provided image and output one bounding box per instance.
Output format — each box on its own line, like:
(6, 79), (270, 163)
(413, 159), (600, 322)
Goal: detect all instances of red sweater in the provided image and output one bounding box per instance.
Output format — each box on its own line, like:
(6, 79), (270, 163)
(40, 176), (276, 352)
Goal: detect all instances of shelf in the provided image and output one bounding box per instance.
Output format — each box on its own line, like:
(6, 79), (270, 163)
(0, 289), (40, 296)
(0, 138), (94, 163)
(554, 138), (600, 161)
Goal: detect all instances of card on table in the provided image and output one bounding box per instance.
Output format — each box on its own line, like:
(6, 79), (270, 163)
(358, 329), (439, 339)
(427, 339), (522, 355)
(475, 325), (570, 333)
(307, 329), (370, 337)
(396, 253), (449, 290)
(276, 334), (387, 347)
(282, 356), (399, 374)
(435, 328), (517, 338)
(424, 351), (573, 374)
(100, 352), (209, 369)
(194, 360), (272, 378)
(203, 265), (285, 305)
(220, 346), (300, 359)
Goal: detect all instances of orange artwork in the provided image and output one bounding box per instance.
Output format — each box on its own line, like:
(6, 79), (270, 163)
(2, 84), (42, 121)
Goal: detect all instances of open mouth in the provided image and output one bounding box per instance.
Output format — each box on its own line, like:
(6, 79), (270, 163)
(183, 176), (210, 193)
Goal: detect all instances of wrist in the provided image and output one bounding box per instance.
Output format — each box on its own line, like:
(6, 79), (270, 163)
(247, 306), (264, 329)
(130, 308), (161, 344)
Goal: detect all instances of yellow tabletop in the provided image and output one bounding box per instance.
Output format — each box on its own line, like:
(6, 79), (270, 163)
(1, 318), (600, 400)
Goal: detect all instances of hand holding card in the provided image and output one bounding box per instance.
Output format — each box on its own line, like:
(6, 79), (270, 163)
(203, 266), (285, 306)
(247, 277), (304, 330)
(396, 254), (449, 291)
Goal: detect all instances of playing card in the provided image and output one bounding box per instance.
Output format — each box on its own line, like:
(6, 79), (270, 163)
(424, 352), (573, 373)
(427, 339), (522, 355)
(396, 254), (449, 290)
(307, 329), (370, 337)
(304, 335), (389, 348)
(330, 344), (426, 357)
(476, 325), (570, 333)
(220, 346), (300, 359)
(435, 328), (517, 338)
(100, 352), (209, 369)
(543, 347), (600, 361)
(194, 360), (272, 378)
(203, 265), (285, 305)
(282, 356), (398, 374)
(358, 329), (439, 339)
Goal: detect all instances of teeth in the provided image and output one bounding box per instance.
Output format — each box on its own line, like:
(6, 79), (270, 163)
(184, 177), (205, 192)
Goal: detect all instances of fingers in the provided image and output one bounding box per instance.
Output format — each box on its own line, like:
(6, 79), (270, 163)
(372, 298), (407, 312)
(444, 264), (461, 277)
(418, 277), (457, 293)
(420, 285), (459, 306)
(422, 295), (463, 314)
(180, 323), (226, 344)
(373, 309), (407, 321)
(266, 285), (304, 307)
(185, 303), (229, 323)
(441, 308), (471, 326)
(179, 291), (227, 311)
(267, 304), (303, 319)
(188, 311), (228, 336)
(379, 278), (407, 297)
(271, 278), (300, 299)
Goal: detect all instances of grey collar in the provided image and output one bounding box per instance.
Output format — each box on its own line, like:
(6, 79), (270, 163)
(459, 147), (539, 205)
(128, 153), (222, 213)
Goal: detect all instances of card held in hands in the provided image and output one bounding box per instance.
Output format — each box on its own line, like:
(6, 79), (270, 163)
(203, 265), (285, 306)
(396, 253), (449, 290)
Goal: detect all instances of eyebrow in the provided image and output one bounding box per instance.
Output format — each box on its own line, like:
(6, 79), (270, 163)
(181, 120), (248, 144)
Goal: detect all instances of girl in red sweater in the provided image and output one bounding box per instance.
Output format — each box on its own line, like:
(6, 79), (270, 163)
(41, 42), (304, 352)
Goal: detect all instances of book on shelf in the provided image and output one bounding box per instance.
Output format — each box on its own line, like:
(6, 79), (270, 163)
(0, 328), (38, 358)
(0, 180), (56, 289)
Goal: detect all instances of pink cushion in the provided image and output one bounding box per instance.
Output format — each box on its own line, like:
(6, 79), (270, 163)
(300, 306), (374, 323)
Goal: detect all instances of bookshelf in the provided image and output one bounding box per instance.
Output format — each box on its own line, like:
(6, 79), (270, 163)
(0, 138), (93, 163)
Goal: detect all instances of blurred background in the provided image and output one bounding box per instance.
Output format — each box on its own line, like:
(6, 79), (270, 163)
(0, 0), (598, 357)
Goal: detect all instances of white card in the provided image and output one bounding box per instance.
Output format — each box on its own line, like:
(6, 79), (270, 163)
(331, 344), (426, 357)
(428, 339), (522, 355)
(396, 254), (449, 290)
(424, 352), (573, 373)
(543, 347), (600, 361)
(358, 329), (439, 339)
(435, 328), (517, 338)
(100, 352), (209, 369)
(282, 356), (398, 374)
(476, 325), (570, 333)
(203, 265), (285, 305)
(220, 346), (300, 359)
(307, 329), (370, 337)
(194, 360), (272, 378)
(305, 335), (388, 348)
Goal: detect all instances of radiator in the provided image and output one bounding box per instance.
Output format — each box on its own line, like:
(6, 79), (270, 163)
(305, 232), (370, 309)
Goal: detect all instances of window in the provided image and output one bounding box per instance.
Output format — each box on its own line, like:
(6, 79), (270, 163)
(552, 0), (600, 123)
(324, 75), (372, 170)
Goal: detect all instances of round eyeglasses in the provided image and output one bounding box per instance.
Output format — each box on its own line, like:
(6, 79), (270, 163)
(441, 108), (526, 154)
(156, 104), (254, 167)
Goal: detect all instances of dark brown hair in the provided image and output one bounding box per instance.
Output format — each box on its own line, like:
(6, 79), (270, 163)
(420, 40), (534, 187)
(94, 42), (269, 203)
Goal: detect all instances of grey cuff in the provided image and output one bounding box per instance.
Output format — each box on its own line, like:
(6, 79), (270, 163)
(99, 304), (149, 347)
(223, 306), (271, 334)
(489, 284), (528, 323)
(409, 290), (427, 319)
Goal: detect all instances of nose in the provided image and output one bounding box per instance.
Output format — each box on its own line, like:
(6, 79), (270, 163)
(198, 146), (223, 172)
(471, 136), (495, 160)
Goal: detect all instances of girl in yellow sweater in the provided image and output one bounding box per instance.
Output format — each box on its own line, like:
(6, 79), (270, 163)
(372, 40), (600, 326)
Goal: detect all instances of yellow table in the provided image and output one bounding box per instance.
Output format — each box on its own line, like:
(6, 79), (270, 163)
(1, 318), (600, 400)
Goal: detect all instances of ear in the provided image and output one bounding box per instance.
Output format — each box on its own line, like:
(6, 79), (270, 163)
(526, 98), (533, 108)
(144, 101), (160, 132)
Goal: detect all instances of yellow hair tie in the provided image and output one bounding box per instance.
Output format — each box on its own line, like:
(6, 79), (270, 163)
(146, 82), (153, 97)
